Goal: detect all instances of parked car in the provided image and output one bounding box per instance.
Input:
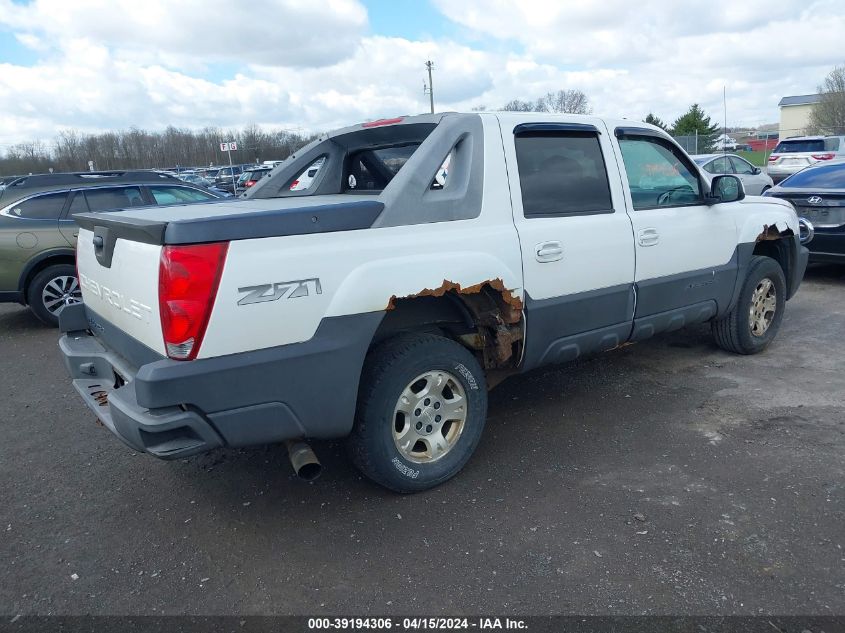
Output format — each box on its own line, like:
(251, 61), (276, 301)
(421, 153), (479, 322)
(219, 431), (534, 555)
(766, 135), (845, 183)
(178, 173), (233, 197)
(736, 144), (753, 152)
(692, 153), (774, 195)
(212, 165), (249, 193)
(59, 112), (810, 492)
(0, 170), (223, 325)
(235, 167), (272, 194)
(764, 160), (845, 263)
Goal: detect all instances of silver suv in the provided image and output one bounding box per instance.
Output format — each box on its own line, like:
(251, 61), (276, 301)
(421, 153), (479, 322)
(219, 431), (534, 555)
(767, 135), (845, 183)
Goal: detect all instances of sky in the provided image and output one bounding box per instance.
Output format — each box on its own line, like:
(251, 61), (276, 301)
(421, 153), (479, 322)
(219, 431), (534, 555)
(0, 0), (843, 147)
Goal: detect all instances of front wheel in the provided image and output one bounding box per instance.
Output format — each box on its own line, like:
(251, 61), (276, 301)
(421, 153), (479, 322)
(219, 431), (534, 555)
(711, 255), (786, 355)
(348, 333), (488, 493)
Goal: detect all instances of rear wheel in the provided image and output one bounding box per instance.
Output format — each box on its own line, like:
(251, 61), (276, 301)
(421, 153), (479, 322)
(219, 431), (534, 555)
(711, 256), (786, 355)
(27, 264), (81, 326)
(348, 333), (488, 492)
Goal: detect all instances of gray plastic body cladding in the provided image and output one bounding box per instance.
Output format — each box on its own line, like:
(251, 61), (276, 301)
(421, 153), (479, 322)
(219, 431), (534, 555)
(521, 284), (635, 371)
(59, 307), (384, 455)
(248, 115), (444, 199)
(634, 248), (740, 320)
(374, 114), (485, 227)
(132, 312), (384, 439)
(82, 306), (164, 369)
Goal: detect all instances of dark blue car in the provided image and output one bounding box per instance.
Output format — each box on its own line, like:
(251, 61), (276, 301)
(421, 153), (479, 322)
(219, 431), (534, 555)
(765, 161), (845, 263)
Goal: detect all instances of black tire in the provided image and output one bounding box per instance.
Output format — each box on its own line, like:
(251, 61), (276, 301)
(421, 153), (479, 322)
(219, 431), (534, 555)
(711, 256), (786, 355)
(760, 186), (771, 194)
(26, 264), (81, 326)
(348, 333), (488, 493)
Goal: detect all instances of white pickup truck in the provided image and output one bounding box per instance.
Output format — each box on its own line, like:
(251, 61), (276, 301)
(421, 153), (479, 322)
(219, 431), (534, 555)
(59, 112), (812, 492)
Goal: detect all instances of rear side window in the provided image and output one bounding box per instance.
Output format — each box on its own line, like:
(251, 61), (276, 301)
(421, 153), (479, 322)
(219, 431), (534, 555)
(704, 156), (733, 175)
(149, 186), (215, 205)
(7, 192), (68, 219)
(84, 186), (144, 212)
(514, 132), (613, 216)
(774, 139), (825, 153)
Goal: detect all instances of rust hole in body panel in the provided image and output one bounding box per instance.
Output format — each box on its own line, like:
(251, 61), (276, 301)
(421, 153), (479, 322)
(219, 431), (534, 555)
(386, 279), (524, 370)
(756, 224), (794, 242)
(386, 278), (523, 316)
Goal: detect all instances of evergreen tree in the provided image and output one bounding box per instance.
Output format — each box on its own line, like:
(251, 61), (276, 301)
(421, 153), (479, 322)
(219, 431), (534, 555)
(644, 113), (669, 131)
(671, 104), (720, 152)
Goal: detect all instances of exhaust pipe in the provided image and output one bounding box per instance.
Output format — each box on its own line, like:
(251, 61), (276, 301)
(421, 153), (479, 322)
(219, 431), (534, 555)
(286, 440), (322, 481)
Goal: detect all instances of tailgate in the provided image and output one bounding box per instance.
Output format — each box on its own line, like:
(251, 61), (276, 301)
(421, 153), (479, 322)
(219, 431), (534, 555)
(76, 227), (166, 356)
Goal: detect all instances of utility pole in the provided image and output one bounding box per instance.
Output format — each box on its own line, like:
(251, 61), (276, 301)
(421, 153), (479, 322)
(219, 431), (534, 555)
(424, 60), (435, 114)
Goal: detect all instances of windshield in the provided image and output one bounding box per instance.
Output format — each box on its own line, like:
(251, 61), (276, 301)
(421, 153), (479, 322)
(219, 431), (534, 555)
(780, 162), (845, 188)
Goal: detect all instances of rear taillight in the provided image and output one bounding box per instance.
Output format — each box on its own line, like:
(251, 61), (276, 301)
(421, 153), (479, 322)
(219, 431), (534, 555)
(811, 153), (835, 160)
(289, 179), (299, 189)
(158, 242), (228, 360)
(768, 154), (779, 162)
(245, 180), (257, 187)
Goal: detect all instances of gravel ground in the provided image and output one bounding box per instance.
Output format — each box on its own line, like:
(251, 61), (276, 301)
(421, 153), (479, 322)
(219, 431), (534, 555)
(1, 265), (843, 616)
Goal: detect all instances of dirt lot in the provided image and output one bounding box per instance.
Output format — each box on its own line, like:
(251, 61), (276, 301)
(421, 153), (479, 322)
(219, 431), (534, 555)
(1, 266), (843, 616)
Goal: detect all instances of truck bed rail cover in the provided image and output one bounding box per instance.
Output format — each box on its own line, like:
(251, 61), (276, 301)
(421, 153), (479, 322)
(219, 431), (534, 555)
(73, 197), (384, 245)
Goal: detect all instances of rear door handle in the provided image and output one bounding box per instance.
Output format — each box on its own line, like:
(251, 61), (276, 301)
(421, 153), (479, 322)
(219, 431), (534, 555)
(535, 241), (563, 262)
(637, 228), (659, 247)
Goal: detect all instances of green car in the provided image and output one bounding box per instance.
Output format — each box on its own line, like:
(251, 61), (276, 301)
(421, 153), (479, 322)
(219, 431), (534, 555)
(0, 171), (222, 325)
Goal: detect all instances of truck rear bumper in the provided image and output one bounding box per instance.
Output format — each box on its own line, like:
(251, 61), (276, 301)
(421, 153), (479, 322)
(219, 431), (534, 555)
(58, 304), (382, 459)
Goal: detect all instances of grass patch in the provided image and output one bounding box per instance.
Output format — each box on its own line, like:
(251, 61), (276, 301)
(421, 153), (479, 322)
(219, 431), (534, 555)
(737, 150), (768, 166)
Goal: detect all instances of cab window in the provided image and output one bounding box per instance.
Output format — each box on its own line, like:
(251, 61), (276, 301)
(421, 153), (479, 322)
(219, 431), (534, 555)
(514, 131), (613, 217)
(617, 136), (702, 209)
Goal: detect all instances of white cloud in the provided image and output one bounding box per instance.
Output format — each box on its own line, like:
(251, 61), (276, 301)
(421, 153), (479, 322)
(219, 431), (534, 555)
(0, 0), (368, 69)
(0, 0), (843, 146)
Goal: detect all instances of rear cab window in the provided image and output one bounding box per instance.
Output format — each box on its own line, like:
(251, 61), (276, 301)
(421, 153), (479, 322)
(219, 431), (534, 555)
(345, 145), (418, 192)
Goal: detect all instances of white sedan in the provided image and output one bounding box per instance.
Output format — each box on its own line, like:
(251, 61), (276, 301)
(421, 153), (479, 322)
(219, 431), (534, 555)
(692, 153), (774, 195)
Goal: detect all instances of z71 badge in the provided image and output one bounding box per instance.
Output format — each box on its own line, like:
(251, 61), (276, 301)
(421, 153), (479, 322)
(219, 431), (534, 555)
(237, 278), (322, 306)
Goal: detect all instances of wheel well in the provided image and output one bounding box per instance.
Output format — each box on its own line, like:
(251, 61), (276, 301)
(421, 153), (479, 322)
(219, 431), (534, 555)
(21, 253), (76, 301)
(752, 238), (791, 287)
(373, 281), (525, 376)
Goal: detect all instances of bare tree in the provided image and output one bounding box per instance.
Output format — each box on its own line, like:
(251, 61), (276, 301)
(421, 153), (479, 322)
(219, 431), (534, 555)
(536, 89), (592, 114)
(0, 126), (319, 176)
(502, 99), (537, 112)
(808, 65), (845, 135)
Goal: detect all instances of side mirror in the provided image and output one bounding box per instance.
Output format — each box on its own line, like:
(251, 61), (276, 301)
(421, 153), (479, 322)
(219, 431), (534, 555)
(752, 167), (762, 175)
(707, 175), (745, 204)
